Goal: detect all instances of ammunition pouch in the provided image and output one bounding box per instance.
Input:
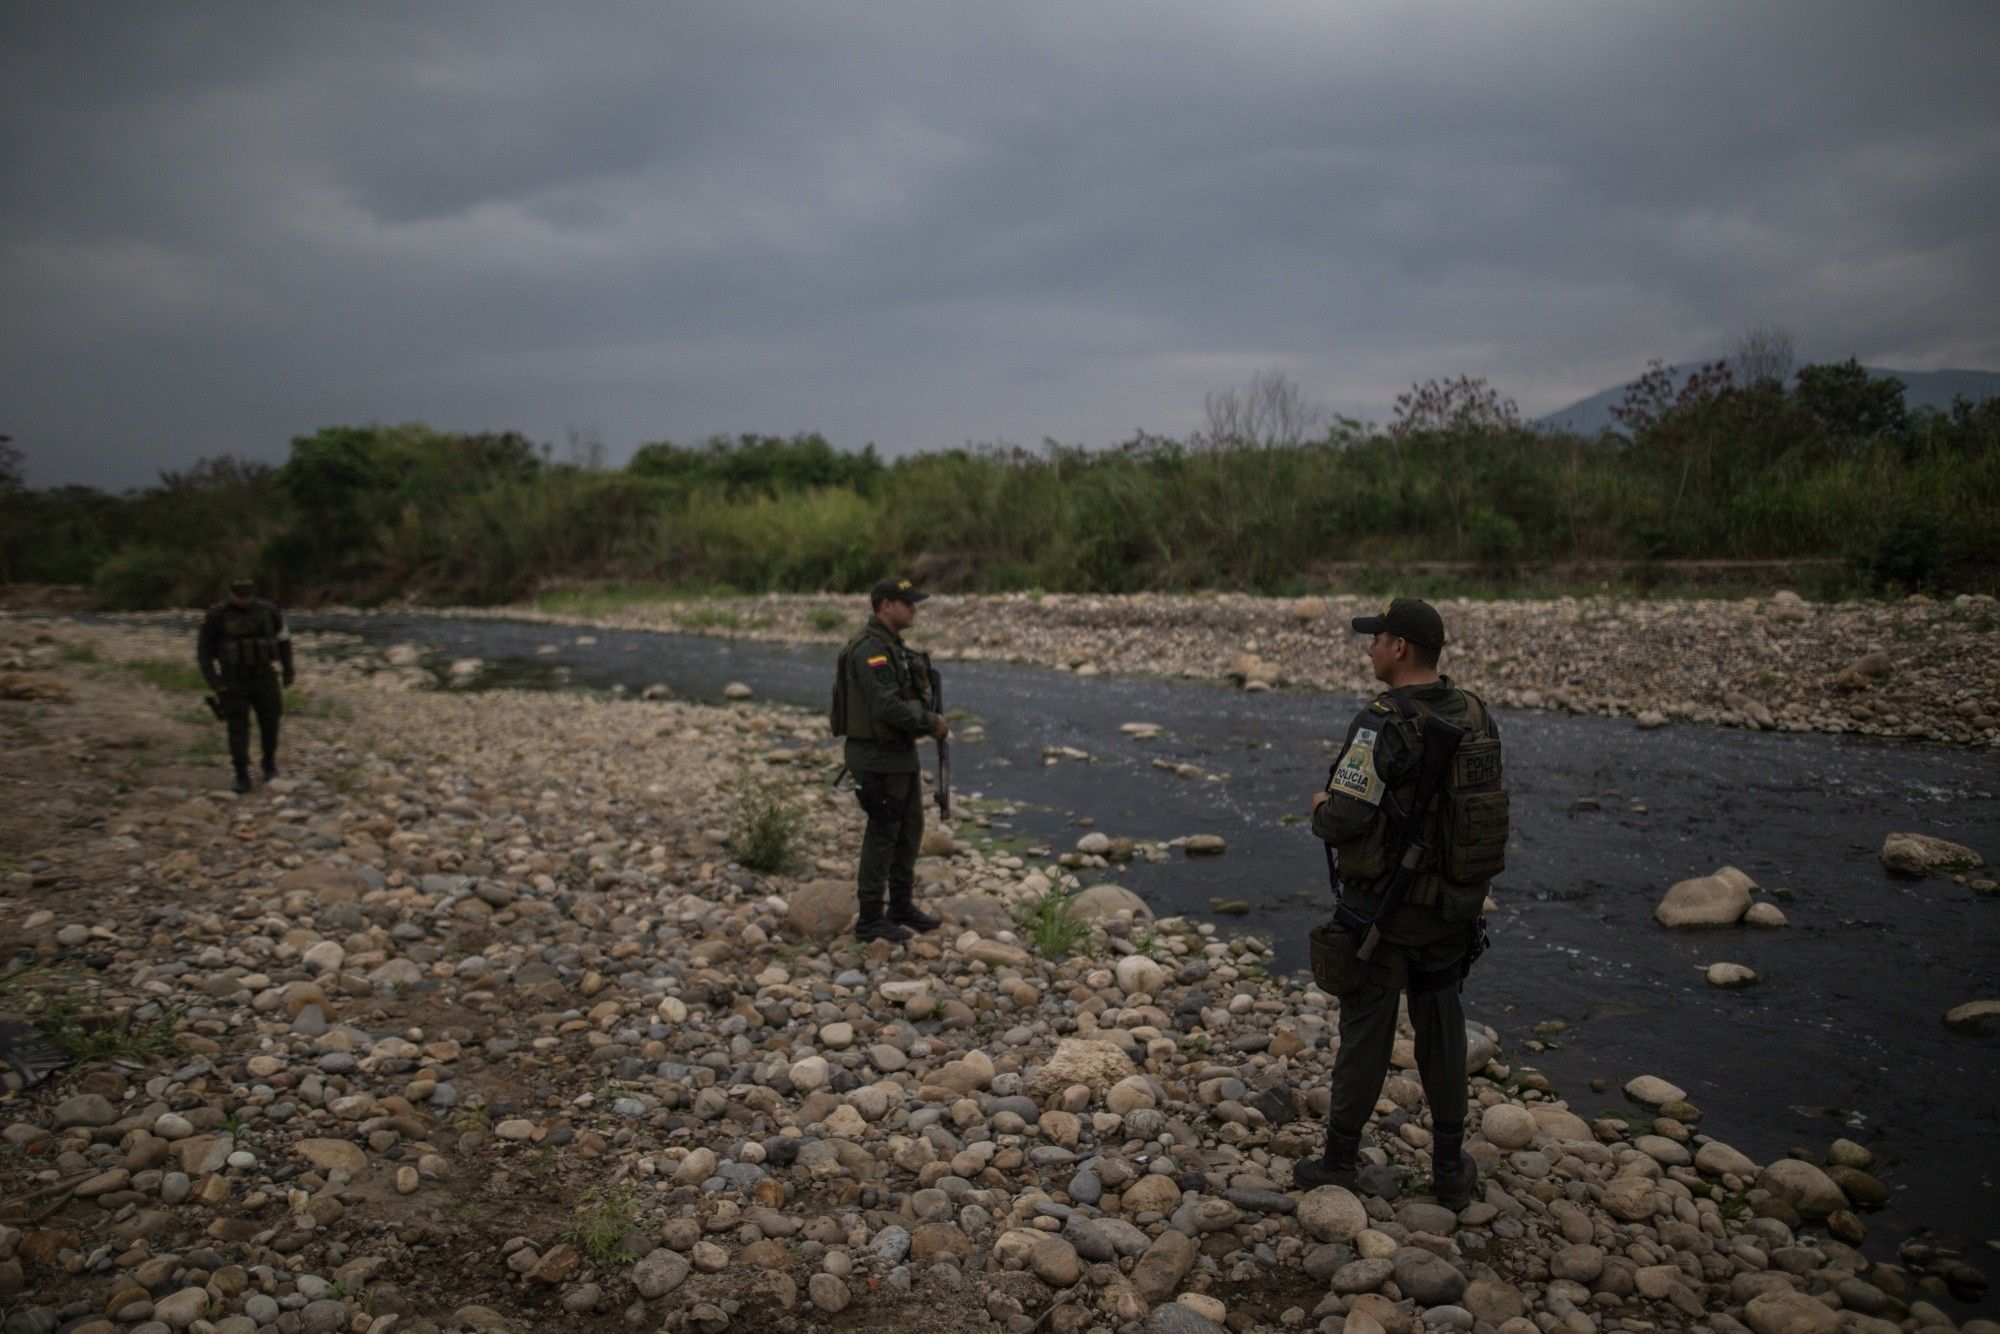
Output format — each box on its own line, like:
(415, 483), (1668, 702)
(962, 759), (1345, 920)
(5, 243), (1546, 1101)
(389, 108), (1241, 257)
(1308, 918), (1367, 997)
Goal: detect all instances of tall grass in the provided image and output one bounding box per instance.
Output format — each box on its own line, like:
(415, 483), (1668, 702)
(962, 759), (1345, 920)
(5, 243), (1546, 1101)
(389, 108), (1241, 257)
(11, 400), (1999, 607)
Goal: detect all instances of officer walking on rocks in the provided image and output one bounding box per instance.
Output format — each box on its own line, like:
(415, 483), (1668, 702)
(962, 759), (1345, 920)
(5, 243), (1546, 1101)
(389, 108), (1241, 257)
(831, 577), (948, 941)
(1301, 598), (1507, 1209)
(197, 577), (294, 794)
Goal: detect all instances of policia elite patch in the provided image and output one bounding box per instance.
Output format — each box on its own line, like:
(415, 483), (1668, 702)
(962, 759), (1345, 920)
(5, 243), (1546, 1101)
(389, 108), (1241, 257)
(1329, 727), (1386, 805)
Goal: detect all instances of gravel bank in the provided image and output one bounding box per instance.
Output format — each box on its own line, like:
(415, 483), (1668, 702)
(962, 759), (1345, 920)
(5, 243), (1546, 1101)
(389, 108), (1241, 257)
(0, 620), (1992, 1334)
(463, 590), (2000, 748)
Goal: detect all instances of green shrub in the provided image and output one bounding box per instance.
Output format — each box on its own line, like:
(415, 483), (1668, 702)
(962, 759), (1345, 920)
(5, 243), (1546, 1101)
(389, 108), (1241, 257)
(562, 1184), (644, 1262)
(1013, 888), (1092, 959)
(92, 547), (192, 610)
(1466, 508), (1523, 569)
(729, 775), (805, 873)
(1851, 509), (1949, 594)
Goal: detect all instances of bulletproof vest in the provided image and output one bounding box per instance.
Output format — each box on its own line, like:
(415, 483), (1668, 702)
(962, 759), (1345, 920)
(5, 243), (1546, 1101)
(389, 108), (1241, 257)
(216, 602), (280, 675)
(830, 626), (930, 740)
(1341, 686), (1508, 920)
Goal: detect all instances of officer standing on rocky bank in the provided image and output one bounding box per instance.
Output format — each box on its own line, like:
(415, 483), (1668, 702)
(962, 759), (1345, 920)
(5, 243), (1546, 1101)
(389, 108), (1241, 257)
(831, 577), (948, 942)
(196, 577), (294, 794)
(1301, 597), (1507, 1209)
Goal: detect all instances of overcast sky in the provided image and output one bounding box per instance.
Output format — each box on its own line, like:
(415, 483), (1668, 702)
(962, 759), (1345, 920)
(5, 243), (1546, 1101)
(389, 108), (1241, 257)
(4, 2), (1996, 488)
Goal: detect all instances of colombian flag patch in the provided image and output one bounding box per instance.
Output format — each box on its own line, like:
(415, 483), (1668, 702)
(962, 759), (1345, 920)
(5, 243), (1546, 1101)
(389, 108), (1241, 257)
(866, 655), (889, 667)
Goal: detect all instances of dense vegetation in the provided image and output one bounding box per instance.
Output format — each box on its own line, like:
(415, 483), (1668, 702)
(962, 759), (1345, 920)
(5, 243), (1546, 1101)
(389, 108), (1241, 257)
(3, 357), (1995, 609)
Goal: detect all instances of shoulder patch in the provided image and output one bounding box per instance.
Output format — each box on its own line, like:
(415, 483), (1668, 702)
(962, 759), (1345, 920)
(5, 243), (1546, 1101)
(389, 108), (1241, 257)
(1368, 700), (1393, 715)
(865, 654), (889, 668)
(1328, 726), (1386, 805)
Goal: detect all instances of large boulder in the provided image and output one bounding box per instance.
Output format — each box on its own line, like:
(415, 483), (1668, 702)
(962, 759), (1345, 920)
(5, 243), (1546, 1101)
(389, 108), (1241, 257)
(1032, 1038), (1138, 1098)
(783, 880), (854, 937)
(1880, 832), (1983, 878)
(1832, 650), (1893, 690)
(1070, 883), (1152, 924)
(1654, 866), (1754, 927)
(1297, 1186), (1368, 1242)
(1623, 1075), (1686, 1107)
(1943, 999), (2000, 1033)
(1757, 1159), (1847, 1216)
(938, 894), (1013, 934)
(1743, 1289), (1842, 1334)
(1114, 954), (1170, 998)
(1478, 1104), (1537, 1151)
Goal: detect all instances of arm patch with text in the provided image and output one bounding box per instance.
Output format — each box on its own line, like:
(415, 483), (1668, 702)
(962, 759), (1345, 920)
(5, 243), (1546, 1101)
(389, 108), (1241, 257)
(1328, 726), (1386, 805)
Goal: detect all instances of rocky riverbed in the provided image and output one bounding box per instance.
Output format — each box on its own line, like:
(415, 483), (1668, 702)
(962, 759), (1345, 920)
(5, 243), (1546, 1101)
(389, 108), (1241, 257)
(457, 589), (2000, 748)
(0, 619), (1994, 1334)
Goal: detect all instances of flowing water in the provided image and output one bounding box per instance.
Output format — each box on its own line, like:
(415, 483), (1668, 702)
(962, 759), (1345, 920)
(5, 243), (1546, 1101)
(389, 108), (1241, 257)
(307, 612), (2000, 1281)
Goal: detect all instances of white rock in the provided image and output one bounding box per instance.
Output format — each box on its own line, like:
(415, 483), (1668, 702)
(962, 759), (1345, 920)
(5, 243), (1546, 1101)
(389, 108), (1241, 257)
(1623, 1075), (1686, 1108)
(1113, 954), (1168, 998)
(1654, 866), (1754, 927)
(1478, 1103), (1537, 1151)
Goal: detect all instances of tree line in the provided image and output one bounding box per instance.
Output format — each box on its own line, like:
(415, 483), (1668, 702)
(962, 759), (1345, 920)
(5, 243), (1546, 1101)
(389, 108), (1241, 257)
(2, 356), (1994, 609)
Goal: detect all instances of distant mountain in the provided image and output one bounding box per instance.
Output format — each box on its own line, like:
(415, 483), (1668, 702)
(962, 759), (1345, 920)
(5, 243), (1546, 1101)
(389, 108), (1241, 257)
(1535, 365), (2000, 435)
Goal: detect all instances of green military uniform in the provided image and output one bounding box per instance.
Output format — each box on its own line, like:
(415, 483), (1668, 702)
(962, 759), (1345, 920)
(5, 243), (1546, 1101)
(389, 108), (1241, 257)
(835, 604), (943, 937)
(197, 590), (294, 791)
(1312, 677), (1498, 1152)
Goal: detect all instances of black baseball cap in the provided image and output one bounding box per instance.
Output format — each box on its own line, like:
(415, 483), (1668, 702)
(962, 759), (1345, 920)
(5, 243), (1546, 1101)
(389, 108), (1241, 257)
(869, 576), (929, 607)
(1351, 597), (1445, 650)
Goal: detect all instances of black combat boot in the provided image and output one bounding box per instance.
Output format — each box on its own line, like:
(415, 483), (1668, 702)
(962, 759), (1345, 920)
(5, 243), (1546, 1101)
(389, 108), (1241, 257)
(1431, 1123), (1479, 1210)
(1293, 1127), (1360, 1192)
(261, 757), (279, 781)
(887, 885), (941, 932)
(232, 765), (253, 795)
(854, 894), (912, 943)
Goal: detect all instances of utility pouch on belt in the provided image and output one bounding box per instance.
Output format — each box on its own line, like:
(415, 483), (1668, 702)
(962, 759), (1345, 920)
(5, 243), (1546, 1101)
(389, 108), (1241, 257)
(853, 774), (905, 823)
(1309, 919), (1367, 997)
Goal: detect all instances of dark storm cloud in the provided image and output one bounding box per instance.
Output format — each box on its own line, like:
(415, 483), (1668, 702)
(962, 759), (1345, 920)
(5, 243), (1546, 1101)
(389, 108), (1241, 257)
(3, 1), (1995, 487)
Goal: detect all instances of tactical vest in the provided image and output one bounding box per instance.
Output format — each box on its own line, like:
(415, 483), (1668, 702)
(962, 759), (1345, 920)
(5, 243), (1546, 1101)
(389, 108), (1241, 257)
(829, 628), (931, 740)
(216, 603), (281, 675)
(1338, 688), (1508, 920)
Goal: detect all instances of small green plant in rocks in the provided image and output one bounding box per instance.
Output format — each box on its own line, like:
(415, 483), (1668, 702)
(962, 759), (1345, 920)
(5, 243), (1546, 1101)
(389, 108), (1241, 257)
(563, 1184), (644, 1262)
(729, 775), (805, 872)
(1014, 888), (1091, 959)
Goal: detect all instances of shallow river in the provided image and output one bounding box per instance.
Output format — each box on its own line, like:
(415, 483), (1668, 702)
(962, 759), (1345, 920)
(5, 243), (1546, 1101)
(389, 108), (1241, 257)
(308, 613), (1999, 1277)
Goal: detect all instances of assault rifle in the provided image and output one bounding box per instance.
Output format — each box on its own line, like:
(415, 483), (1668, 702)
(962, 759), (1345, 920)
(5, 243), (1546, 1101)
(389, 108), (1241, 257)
(1333, 708), (1465, 962)
(928, 664), (951, 821)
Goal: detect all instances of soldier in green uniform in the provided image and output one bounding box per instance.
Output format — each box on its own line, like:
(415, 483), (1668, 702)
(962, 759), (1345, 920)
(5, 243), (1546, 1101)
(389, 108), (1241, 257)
(1300, 598), (1505, 1209)
(831, 577), (948, 942)
(197, 578), (295, 794)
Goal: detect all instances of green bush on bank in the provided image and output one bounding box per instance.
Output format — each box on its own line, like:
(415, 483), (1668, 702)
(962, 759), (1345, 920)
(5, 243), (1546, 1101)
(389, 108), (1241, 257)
(9, 364), (1999, 606)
